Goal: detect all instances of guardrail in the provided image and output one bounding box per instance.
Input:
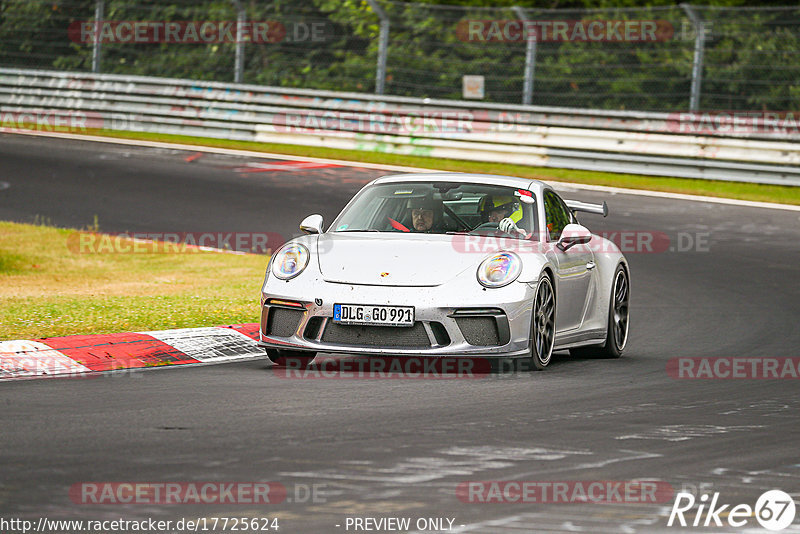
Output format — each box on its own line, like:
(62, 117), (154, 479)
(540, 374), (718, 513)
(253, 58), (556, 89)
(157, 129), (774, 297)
(2, 68), (800, 186)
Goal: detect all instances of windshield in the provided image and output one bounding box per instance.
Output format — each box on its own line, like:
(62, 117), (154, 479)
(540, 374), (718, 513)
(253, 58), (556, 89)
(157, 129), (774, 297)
(330, 181), (538, 239)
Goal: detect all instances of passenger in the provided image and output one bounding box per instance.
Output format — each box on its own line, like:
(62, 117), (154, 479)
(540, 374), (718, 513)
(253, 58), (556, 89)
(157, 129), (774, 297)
(408, 194), (443, 233)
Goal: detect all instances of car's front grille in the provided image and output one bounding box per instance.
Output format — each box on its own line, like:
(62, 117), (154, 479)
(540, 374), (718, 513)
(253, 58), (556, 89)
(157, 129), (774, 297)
(455, 317), (501, 346)
(266, 308), (304, 337)
(321, 322), (431, 348)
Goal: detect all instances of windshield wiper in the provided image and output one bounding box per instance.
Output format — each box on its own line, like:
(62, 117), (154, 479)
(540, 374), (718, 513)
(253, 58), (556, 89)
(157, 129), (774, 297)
(335, 229), (380, 232)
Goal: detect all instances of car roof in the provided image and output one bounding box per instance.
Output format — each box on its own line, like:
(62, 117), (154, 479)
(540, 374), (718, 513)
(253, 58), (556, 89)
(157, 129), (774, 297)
(372, 172), (547, 192)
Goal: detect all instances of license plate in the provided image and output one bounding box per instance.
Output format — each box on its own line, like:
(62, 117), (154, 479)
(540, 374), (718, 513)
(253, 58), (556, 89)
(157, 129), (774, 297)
(333, 304), (414, 327)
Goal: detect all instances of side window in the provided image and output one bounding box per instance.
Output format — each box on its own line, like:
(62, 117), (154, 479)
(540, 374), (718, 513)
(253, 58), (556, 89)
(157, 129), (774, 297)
(543, 190), (572, 241)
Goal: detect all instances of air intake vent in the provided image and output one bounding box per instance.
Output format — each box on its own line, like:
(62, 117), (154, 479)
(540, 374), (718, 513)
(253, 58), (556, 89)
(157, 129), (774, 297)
(429, 322), (451, 346)
(322, 323), (431, 348)
(266, 308), (304, 337)
(456, 317), (501, 346)
(303, 317), (325, 340)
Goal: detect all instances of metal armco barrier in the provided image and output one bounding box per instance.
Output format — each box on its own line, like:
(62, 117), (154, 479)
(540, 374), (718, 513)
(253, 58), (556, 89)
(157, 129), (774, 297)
(2, 68), (800, 186)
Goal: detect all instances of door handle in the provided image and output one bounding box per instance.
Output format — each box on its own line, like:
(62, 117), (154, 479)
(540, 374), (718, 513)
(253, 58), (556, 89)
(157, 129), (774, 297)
(586, 261), (596, 270)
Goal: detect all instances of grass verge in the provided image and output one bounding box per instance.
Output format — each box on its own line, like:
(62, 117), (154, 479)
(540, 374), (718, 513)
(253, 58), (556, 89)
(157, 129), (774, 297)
(0, 221), (266, 340)
(56, 128), (800, 206)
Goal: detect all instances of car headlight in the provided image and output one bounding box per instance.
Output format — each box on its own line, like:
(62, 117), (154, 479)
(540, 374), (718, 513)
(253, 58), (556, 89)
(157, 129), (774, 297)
(271, 243), (310, 280)
(477, 252), (521, 288)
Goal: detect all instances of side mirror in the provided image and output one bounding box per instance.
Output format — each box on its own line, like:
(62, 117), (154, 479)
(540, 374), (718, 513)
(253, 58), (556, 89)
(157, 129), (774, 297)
(300, 214), (324, 234)
(557, 223), (592, 251)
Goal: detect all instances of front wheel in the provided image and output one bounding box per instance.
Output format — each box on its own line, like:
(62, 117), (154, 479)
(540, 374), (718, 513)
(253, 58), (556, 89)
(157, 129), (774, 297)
(570, 264), (629, 359)
(529, 273), (556, 370)
(265, 348), (316, 368)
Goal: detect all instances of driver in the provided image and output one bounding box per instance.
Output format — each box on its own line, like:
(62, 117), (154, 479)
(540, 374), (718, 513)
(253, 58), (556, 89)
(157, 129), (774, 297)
(478, 195), (528, 237)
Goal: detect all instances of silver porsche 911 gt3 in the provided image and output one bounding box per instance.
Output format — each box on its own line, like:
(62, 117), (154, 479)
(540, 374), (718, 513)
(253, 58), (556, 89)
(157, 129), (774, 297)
(258, 172), (629, 370)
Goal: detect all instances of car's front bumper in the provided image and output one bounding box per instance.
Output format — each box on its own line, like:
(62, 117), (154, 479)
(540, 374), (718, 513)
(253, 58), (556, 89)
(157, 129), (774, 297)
(258, 278), (538, 358)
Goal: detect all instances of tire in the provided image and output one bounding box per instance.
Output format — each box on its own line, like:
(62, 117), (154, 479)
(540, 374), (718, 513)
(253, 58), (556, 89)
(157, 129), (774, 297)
(265, 348), (316, 369)
(570, 264), (629, 359)
(529, 272), (556, 370)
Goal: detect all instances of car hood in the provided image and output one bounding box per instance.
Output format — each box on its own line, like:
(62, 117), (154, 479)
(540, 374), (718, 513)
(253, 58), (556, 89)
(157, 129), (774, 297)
(316, 233), (485, 286)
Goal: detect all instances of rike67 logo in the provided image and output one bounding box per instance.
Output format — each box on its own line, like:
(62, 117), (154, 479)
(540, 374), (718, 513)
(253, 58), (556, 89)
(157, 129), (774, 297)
(668, 489), (796, 530)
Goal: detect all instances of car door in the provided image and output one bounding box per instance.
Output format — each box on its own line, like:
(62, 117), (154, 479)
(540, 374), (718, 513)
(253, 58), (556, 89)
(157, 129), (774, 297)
(543, 190), (594, 332)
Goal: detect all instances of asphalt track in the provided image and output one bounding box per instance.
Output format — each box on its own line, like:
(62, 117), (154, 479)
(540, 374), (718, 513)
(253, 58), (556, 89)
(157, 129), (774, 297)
(2, 133), (800, 533)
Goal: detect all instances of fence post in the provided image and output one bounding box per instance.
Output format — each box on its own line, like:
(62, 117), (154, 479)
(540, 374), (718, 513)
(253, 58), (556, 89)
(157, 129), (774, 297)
(366, 0), (389, 95)
(232, 0), (245, 83)
(513, 6), (537, 106)
(92, 0), (104, 73)
(681, 3), (705, 112)
(233, 0), (245, 83)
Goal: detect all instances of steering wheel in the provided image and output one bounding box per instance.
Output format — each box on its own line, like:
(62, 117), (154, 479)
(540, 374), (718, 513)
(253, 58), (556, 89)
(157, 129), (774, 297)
(470, 221), (518, 236)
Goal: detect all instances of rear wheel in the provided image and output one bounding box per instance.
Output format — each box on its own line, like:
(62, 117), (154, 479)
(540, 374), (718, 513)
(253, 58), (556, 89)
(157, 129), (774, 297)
(529, 273), (555, 370)
(570, 265), (629, 359)
(265, 348), (316, 368)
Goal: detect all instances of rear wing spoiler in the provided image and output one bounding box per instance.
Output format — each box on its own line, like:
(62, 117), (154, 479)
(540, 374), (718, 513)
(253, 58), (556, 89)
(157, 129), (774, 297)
(565, 199), (608, 217)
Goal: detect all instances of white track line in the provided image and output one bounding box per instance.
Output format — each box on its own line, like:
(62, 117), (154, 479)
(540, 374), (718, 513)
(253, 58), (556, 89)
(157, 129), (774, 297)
(547, 179), (800, 212)
(6, 130), (432, 172)
(7, 129), (800, 212)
